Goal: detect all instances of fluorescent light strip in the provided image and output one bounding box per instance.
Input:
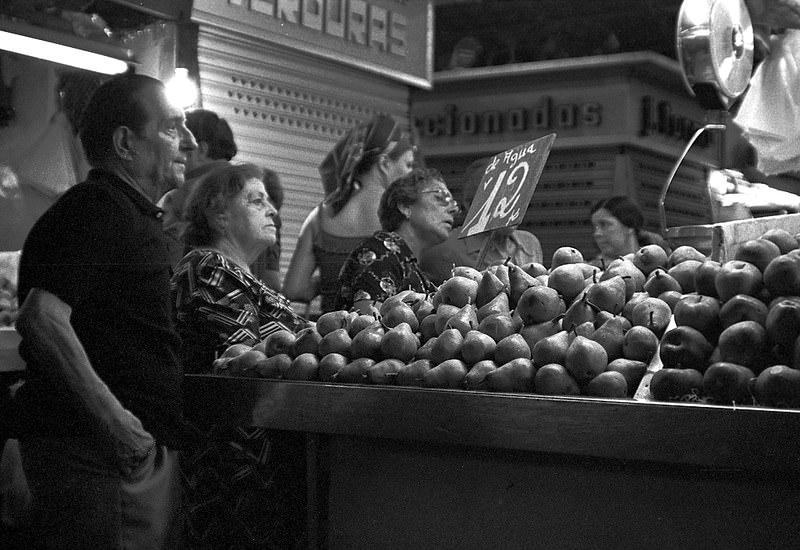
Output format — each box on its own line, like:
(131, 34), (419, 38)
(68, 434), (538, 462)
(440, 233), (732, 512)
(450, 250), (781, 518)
(0, 29), (130, 75)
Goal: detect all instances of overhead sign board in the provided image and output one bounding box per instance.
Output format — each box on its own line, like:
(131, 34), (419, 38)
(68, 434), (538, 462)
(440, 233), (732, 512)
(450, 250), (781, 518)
(459, 133), (556, 238)
(192, 0), (433, 89)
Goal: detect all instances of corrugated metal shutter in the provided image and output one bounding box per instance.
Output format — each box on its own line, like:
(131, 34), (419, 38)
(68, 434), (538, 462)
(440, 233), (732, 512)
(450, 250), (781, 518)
(195, 25), (411, 280)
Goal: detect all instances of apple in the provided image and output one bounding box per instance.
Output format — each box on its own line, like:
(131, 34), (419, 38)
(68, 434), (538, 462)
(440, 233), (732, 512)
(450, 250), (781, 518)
(751, 365), (800, 408)
(673, 294), (722, 343)
(717, 320), (767, 373)
(733, 238), (781, 273)
(702, 362), (756, 404)
(760, 228), (799, 254)
(649, 367), (703, 401)
(714, 260), (763, 302)
(659, 325), (714, 372)
(719, 294), (768, 329)
(694, 260), (721, 298)
(763, 253), (800, 298)
(765, 297), (800, 352)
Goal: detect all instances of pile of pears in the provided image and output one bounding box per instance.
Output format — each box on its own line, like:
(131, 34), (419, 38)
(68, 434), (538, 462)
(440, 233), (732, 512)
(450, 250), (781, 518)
(215, 228), (800, 408)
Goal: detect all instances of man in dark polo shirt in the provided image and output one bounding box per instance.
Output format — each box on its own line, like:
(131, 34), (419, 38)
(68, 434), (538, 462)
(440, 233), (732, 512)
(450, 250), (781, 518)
(14, 74), (196, 549)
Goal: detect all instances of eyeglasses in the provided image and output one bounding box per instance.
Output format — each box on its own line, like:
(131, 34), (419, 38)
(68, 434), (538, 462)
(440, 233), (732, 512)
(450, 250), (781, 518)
(420, 188), (458, 209)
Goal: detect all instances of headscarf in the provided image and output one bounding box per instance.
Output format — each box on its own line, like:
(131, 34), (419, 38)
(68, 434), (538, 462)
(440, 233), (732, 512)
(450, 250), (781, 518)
(319, 114), (410, 198)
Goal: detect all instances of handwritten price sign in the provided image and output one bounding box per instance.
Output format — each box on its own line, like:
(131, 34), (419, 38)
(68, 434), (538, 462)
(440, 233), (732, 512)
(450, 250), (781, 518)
(459, 133), (555, 238)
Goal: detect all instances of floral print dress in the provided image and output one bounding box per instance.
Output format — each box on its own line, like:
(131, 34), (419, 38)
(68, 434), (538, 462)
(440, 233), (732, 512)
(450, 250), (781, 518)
(335, 231), (437, 310)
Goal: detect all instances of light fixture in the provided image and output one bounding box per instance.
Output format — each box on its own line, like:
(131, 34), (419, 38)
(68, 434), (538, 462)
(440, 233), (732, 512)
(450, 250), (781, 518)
(0, 17), (134, 75)
(165, 68), (198, 109)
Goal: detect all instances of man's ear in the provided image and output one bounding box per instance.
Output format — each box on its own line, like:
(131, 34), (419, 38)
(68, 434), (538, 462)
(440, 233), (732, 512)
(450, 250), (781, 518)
(196, 141), (210, 159)
(111, 126), (137, 161)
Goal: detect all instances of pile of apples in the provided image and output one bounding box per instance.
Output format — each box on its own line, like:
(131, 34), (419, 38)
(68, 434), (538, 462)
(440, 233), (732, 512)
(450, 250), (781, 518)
(215, 228), (800, 409)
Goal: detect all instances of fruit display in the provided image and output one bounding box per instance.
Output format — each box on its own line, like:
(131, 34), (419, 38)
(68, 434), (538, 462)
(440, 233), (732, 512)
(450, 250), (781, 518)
(212, 234), (800, 409)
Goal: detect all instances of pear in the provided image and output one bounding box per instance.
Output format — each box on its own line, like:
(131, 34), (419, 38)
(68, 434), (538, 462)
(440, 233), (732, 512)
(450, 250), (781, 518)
(317, 327), (352, 358)
(519, 316), (563, 350)
(423, 358), (469, 388)
(485, 264), (511, 291)
(332, 357), (375, 384)
(445, 303), (479, 337)
(461, 330), (497, 365)
(606, 358), (648, 396)
(434, 303), (461, 335)
(379, 290), (425, 317)
(395, 359), (432, 387)
(631, 297), (673, 338)
(477, 313), (517, 343)
(379, 322), (420, 362)
(438, 275), (479, 308)
(534, 363), (580, 396)
(253, 353), (291, 379)
(316, 309), (351, 337)
(366, 358), (405, 385)
(593, 310), (615, 329)
(562, 293), (598, 332)
(622, 291), (650, 324)
(349, 320), (385, 359)
(633, 243), (669, 275)
(643, 268), (682, 297)
(475, 269), (508, 308)
(570, 320), (596, 340)
(508, 263), (541, 309)
(600, 257), (645, 300)
(585, 370), (628, 397)
(521, 261), (548, 278)
(551, 246), (585, 269)
(622, 325), (659, 363)
(264, 330), (297, 357)
(412, 299), (435, 324)
(284, 352), (320, 380)
(515, 285), (565, 325)
(585, 275), (627, 314)
(415, 335), (437, 360)
(494, 333), (532, 365)
(318, 352), (349, 382)
(547, 263), (588, 304)
(451, 265), (482, 282)
(291, 327), (323, 357)
(348, 313), (379, 338)
(486, 357), (536, 392)
(531, 330), (570, 367)
(430, 328), (464, 364)
(476, 291), (511, 322)
(464, 359), (499, 390)
(588, 316), (628, 361)
(382, 301), (420, 332)
(419, 313), (439, 342)
(564, 335), (608, 387)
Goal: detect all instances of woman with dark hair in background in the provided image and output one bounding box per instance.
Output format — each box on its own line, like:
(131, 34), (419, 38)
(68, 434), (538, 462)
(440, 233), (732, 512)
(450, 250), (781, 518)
(589, 195), (670, 267)
(335, 168), (459, 312)
(158, 108), (238, 267)
(283, 114), (416, 315)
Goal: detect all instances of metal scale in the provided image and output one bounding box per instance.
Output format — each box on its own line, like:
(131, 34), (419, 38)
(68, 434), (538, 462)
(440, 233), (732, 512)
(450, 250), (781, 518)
(658, 0), (764, 260)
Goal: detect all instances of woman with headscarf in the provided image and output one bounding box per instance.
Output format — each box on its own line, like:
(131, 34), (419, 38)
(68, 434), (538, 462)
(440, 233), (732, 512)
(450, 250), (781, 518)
(282, 114), (416, 314)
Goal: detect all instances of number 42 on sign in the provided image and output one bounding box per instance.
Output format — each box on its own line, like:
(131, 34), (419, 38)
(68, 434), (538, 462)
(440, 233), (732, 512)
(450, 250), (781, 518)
(459, 133), (556, 239)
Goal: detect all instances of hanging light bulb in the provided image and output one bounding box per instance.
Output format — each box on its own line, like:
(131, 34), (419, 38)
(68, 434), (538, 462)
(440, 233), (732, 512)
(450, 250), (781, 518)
(165, 67), (198, 109)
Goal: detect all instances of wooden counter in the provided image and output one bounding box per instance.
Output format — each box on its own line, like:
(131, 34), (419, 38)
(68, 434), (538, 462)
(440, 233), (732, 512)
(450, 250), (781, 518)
(184, 376), (800, 549)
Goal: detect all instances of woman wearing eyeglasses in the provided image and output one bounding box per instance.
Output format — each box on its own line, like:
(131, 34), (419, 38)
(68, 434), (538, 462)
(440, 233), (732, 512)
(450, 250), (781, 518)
(335, 168), (460, 312)
(283, 114), (416, 315)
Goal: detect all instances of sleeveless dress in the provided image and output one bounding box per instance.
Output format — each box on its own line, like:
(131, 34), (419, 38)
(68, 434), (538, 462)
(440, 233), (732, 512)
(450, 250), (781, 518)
(313, 229), (370, 313)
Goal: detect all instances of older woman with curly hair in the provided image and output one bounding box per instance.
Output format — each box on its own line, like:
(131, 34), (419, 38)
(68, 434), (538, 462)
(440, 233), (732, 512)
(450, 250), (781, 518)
(335, 167), (460, 312)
